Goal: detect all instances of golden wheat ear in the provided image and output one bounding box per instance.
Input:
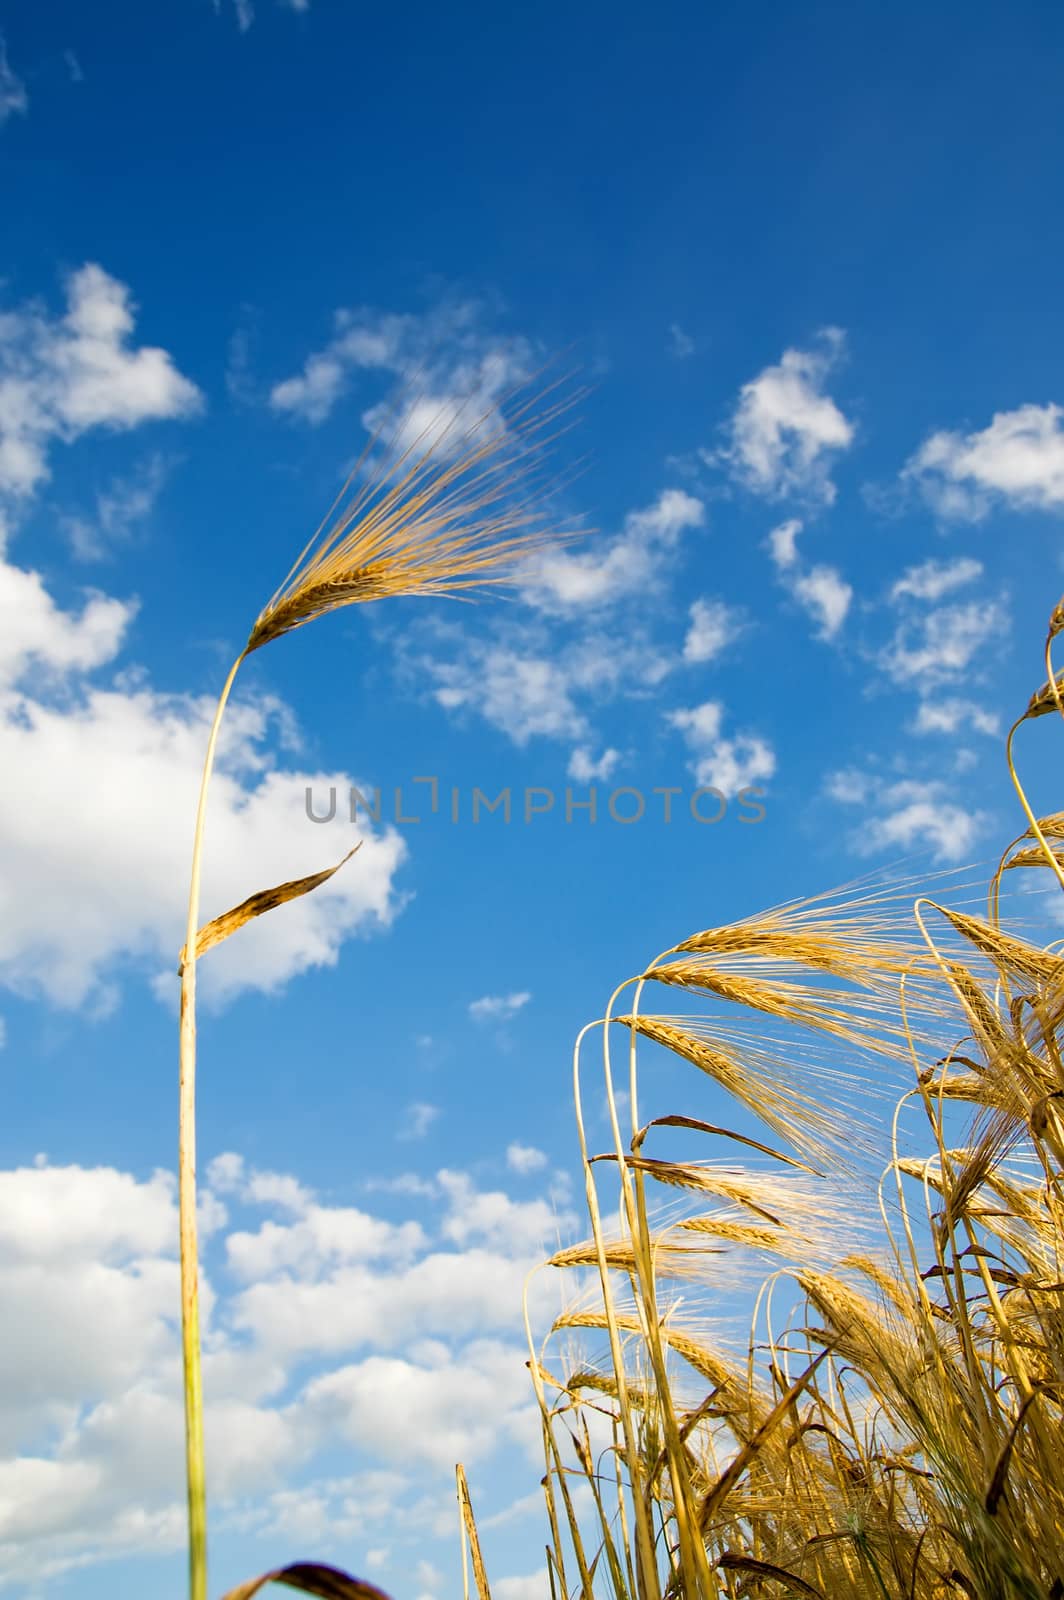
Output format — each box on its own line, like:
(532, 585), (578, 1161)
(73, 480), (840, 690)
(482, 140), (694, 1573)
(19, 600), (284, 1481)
(245, 370), (586, 654)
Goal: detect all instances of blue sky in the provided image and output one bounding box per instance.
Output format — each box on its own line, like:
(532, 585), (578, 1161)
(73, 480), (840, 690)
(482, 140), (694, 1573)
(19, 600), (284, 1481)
(1, 1), (1063, 1595)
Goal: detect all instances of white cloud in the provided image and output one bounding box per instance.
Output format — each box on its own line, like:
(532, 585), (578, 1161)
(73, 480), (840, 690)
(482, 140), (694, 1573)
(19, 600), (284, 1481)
(269, 301), (527, 435)
(215, 0), (309, 28)
(506, 1143), (548, 1175)
(666, 701), (775, 796)
(409, 617), (672, 752)
(495, 1575), (550, 1600)
(766, 519), (850, 639)
(714, 330), (854, 504)
(0, 1153), (570, 1585)
(912, 698), (998, 737)
(0, 556), (135, 687)
(526, 488), (704, 612)
(826, 772), (986, 864)
(301, 1340), (531, 1470)
(0, 35), (27, 125)
(879, 599), (1008, 688)
(766, 517), (802, 570)
(0, 264), (202, 504)
(860, 783), (985, 864)
(432, 643), (587, 744)
(469, 991), (531, 1024)
(683, 596), (744, 663)
(667, 323), (694, 359)
(62, 453), (171, 561)
(436, 1169), (568, 1254)
(397, 1102), (439, 1141)
(890, 557), (983, 603)
(790, 564), (852, 640)
(567, 745), (620, 782)
(0, 612), (406, 1007)
(905, 404), (1064, 520)
(825, 769), (868, 805)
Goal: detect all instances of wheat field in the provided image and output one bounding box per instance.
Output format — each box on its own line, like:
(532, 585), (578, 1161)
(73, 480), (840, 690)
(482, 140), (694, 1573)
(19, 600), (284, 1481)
(175, 384), (1063, 1600)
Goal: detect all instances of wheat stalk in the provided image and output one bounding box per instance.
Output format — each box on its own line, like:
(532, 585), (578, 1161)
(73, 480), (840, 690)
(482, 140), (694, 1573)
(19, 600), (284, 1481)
(178, 373), (581, 1600)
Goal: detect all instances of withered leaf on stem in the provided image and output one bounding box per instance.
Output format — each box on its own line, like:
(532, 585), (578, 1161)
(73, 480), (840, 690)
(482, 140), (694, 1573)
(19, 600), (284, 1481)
(178, 846), (361, 972)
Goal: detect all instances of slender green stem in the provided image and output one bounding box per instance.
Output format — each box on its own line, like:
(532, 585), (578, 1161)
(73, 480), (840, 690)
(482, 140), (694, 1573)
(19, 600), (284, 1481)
(179, 652), (245, 1600)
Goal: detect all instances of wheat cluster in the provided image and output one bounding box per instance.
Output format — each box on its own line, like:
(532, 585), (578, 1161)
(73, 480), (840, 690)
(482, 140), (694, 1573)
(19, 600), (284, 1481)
(512, 598), (1064, 1600)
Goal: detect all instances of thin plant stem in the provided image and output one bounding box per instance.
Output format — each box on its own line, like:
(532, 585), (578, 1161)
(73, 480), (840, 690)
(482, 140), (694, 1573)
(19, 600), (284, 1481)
(179, 651), (245, 1600)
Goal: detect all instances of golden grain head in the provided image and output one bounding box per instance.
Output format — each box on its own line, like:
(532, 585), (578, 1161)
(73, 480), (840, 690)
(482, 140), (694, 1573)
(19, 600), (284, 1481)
(245, 372), (584, 654)
(1025, 667), (1064, 718)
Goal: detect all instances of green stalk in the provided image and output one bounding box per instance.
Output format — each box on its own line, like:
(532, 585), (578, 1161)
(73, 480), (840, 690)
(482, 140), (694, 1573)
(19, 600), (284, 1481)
(179, 652), (245, 1600)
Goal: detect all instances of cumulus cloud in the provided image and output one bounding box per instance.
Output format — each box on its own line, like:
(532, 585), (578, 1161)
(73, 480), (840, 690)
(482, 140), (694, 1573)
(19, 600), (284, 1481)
(506, 1143), (548, 1175)
(0, 577), (406, 1008)
(0, 265), (202, 505)
(789, 564), (852, 640)
(495, 1575), (550, 1600)
(525, 488), (705, 612)
(301, 1341), (532, 1470)
(766, 517), (802, 570)
(904, 404), (1064, 520)
(682, 596), (744, 663)
(0, 1153), (573, 1584)
(0, 555), (135, 687)
(567, 745), (620, 782)
(469, 991), (531, 1024)
(713, 331), (854, 504)
(666, 701), (775, 796)
(765, 519), (851, 640)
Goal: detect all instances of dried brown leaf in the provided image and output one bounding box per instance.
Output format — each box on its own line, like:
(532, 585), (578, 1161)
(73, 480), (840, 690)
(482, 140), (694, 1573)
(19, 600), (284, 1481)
(179, 846), (361, 970)
(219, 1563), (392, 1600)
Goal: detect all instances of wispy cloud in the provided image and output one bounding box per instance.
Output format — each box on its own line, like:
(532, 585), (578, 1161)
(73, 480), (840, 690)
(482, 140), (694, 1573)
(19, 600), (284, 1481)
(469, 992), (531, 1024)
(269, 301), (531, 448)
(61, 454), (172, 561)
(827, 771), (986, 863)
(911, 698), (999, 737)
(890, 556), (983, 603)
(878, 599), (1008, 688)
(667, 322), (695, 359)
(0, 36), (27, 126)
(397, 1102), (439, 1141)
